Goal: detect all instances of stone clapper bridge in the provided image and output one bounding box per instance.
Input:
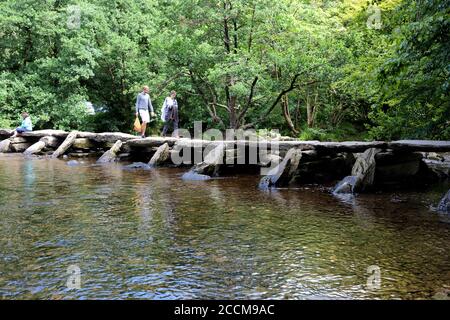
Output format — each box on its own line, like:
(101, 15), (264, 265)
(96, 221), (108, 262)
(0, 129), (449, 213)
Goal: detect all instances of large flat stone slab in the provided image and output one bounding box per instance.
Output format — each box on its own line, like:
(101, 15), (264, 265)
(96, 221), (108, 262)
(77, 132), (138, 143)
(0, 129), (13, 136)
(388, 140), (450, 152)
(1, 128), (449, 153)
(126, 137), (179, 148)
(21, 130), (69, 138)
(314, 141), (387, 153)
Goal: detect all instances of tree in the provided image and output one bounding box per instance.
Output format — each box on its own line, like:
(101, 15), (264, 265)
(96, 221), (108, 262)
(0, 0), (447, 141)
(370, 0), (450, 139)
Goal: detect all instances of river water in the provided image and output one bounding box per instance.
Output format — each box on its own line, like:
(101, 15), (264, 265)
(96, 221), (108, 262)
(0, 154), (449, 299)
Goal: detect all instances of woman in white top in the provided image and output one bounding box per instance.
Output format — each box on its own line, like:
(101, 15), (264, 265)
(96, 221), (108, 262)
(161, 90), (179, 138)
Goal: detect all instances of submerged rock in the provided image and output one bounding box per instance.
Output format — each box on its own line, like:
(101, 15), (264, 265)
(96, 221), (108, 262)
(190, 143), (226, 177)
(333, 148), (381, 194)
(123, 162), (152, 170)
(423, 159), (450, 180)
(97, 140), (123, 163)
(426, 152), (444, 162)
(437, 189), (450, 214)
(351, 148), (381, 189)
(258, 148), (302, 189)
(181, 171), (212, 181)
(67, 160), (81, 166)
(0, 138), (11, 153)
(332, 175), (361, 194)
(148, 143), (170, 167)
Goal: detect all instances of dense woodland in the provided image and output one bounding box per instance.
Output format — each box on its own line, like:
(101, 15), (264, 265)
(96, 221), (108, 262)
(0, 0), (448, 140)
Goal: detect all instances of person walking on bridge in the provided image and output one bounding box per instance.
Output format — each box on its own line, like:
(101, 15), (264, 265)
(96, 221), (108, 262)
(161, 90), (179, 138)
(135, 85), (155, 138)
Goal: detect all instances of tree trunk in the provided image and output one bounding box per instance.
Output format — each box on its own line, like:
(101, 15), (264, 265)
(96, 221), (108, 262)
(282, 95), (299, 135)
(306, 87), (320, 128)
(306, 91), (314, 128)
(228, 85), (238, 129)
(223, 1), (238, 129)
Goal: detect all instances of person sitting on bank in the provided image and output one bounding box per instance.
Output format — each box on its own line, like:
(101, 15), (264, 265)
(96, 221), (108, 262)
(11, 112), (33, 138)
(135, 85), (156, 138)
(161, 90), (179, 138)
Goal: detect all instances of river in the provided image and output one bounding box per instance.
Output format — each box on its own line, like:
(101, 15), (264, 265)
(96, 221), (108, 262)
(0, 154), (449, 299)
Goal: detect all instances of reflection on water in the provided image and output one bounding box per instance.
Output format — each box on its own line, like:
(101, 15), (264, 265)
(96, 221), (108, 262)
(0, 154), (449, 299)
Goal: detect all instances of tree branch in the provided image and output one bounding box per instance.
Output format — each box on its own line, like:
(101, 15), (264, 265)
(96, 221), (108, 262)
(209, 102), (230, 111)
(223, 1), (231, 54)
(154, 71), (185, 98)
(242, 75), (318, 129)
(189, 70), (225, 126)
(263, 73), (302, 119)
(237, 76), (258, 125)
(247, 4), (256, 53)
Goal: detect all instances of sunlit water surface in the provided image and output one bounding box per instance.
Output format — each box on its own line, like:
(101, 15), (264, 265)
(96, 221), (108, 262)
(0, 154), (449, 299)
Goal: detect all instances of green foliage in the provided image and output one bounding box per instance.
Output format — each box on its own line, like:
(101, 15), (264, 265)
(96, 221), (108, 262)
(0, 0), (447, 140)
(0, 117), (12, 129)
(299, 127), (329, 141)
(369, 0), (450, 140)
(299, 122), (369, 141)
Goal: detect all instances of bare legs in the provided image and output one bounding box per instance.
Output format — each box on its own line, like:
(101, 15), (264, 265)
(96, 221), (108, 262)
(141, 121), (147, 138)
(10, 128), (25, 139)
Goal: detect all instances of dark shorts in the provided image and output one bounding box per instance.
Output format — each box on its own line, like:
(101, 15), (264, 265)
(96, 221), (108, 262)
(16, 128), (30, 133)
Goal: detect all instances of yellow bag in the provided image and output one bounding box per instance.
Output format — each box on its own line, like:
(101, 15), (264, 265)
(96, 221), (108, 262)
(133, 117), (141, 133)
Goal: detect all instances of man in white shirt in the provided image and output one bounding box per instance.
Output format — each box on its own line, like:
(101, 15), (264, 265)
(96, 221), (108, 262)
(135, 85), (155, 138)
